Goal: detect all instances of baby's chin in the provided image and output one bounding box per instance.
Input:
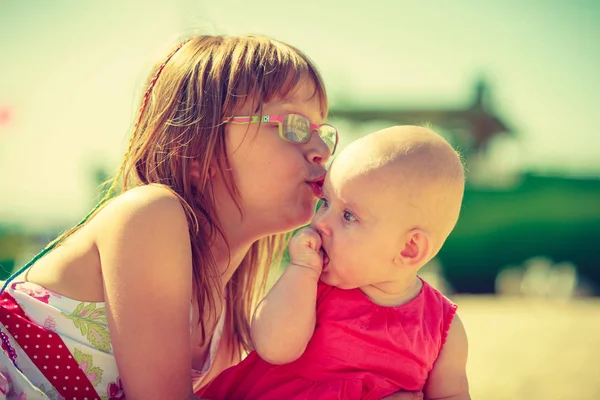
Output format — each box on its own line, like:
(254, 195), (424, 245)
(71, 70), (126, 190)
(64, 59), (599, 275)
(319, 272), (360, 290)
(319, 270), (338, 287)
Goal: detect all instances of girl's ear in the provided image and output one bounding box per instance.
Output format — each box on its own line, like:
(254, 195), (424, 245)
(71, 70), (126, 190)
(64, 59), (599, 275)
(190, 160), (216, 180)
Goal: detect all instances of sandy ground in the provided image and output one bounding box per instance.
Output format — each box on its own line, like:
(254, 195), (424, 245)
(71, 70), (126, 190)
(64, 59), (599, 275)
(455, 295), (600, 400)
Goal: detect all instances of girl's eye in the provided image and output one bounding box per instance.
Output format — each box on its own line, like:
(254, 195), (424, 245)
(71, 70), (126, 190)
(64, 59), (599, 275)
(343, 211), (357, 222)
(320, 198), (329, 209)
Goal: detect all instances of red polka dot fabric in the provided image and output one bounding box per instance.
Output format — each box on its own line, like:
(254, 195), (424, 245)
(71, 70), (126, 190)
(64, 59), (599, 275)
(0, 292), (101, 400)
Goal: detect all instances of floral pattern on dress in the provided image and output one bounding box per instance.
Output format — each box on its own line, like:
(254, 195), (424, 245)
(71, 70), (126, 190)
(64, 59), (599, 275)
(105, 377), (126, 400)
(1, 332), (16, 361)
(12, 283), (51, 304)
(73, 348), (104, 386)
(62, 302), (112, 353)
(42, 316), (57, 332)
(0, 373), (8, 396)
(38, 383), (63, 400)
(1, 280), (220, 399)
(0, 372), (28, 400)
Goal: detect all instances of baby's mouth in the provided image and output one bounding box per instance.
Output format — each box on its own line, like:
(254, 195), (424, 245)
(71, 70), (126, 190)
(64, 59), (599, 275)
(321, 248), (330, 271)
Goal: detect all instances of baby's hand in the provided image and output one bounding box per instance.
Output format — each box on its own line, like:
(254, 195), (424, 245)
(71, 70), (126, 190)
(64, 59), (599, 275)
(288, 227), (323, 277)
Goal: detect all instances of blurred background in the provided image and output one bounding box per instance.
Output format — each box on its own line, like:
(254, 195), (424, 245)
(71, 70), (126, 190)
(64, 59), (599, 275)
(1, 1), (599, 398)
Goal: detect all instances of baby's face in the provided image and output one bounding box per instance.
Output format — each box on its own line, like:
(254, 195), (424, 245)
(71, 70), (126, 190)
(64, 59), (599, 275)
(310, 163), (409, 289)
(310, 125), (465, 289)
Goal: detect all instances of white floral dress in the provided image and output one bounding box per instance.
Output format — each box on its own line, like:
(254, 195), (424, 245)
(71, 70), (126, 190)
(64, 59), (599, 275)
(0, 281), (225, 400)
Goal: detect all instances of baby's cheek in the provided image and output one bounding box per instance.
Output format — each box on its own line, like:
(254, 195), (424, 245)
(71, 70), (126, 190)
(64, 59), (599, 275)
(341, 238), (362, 258)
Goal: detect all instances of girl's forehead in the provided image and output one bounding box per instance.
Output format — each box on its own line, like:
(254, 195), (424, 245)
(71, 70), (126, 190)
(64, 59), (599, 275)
(271, 79), (325, 118)
(235, 79), (316, 108)
(284, 79), (319, 102)
(229, 76), (325, 124)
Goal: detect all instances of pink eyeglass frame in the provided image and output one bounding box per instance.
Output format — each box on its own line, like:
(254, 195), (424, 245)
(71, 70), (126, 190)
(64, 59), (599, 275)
(223, 112), (339, 154)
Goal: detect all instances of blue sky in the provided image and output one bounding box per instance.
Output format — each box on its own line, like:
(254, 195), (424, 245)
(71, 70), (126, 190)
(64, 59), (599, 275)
(1, 0), (599, 228)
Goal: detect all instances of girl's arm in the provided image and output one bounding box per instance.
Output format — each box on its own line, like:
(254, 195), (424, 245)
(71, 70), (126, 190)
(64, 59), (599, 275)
(251, 227), (323, 364)
(96, 186), (197, 400)
(423, 314), (470, 400)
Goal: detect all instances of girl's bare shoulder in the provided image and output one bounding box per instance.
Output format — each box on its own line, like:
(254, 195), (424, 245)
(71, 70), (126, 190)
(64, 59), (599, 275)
(91, 184), (191, 250)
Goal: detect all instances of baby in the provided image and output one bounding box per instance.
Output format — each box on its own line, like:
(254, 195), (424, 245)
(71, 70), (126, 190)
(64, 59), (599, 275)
(199, 126), (470, 400)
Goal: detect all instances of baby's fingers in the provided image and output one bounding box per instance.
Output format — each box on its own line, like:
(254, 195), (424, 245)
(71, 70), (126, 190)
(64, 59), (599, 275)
(294, 227), (322, 251)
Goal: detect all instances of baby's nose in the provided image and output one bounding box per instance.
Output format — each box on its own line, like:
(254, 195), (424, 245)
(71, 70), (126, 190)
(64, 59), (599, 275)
(310, 213), (329, 237)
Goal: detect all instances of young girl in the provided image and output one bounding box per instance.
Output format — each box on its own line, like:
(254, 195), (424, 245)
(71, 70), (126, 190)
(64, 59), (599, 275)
(0, 34), (337, 400)
(199, 126), (471, 400)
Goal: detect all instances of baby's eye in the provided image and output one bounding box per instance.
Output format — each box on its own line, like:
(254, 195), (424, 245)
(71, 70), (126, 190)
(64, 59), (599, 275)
(319, 198), (329, 209)
(343, 211), (357, 222)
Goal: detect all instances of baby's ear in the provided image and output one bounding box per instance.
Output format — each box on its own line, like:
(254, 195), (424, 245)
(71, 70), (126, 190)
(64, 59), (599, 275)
(393, 229), (431, 268)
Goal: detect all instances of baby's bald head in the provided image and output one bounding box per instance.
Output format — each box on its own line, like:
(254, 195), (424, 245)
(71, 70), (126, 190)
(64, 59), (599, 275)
(331, 125), (464, 258)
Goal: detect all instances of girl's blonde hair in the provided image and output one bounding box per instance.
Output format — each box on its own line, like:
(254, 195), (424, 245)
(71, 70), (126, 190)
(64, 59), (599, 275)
(5, 35), (328, 359)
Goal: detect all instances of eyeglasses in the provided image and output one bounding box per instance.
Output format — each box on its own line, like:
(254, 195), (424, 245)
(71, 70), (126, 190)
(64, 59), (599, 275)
(224, 112), (338, 155)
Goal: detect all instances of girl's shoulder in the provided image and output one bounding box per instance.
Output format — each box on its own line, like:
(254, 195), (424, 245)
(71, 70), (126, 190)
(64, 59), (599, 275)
(96, 184), (187, 226)
(111, 184), (184, 211)
(90, 184), (192, 251)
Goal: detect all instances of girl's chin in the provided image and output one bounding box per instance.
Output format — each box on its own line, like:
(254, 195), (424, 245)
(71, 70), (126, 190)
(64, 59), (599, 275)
(296, 207), (317, 227)
(270, 208), (314, 233)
